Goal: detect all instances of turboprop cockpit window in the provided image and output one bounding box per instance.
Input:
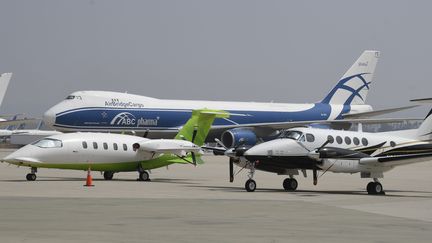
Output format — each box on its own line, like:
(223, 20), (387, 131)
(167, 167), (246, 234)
(280, 131), (303, 140)
(32, 138), (62, 148)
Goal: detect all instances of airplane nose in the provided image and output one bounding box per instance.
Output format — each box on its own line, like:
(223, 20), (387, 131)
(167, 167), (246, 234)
(43, 108), (56, 128)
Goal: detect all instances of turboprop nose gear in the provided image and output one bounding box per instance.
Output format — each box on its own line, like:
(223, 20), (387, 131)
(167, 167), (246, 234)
(244, 161), (257, 192)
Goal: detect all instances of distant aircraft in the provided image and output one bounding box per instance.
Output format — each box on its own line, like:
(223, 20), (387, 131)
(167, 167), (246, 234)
(0, 73), (39, 128)
(43, 51), (411, 147)
(222, 99), (432, 194)
(2, 110), (227, 181)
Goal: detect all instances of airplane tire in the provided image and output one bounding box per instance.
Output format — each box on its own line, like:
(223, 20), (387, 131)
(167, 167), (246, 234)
(26, 173), (36, 181)
(283, 178), (298, 191)
(139, 171), (150, 181)
(367, 182), (384, 195)
(245, 179), (256, 192)
(103, 171), (114, 180)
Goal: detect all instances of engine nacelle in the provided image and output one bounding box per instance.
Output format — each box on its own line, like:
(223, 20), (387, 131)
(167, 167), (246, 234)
(221, 128), (257, 148)
(317, 147), (370, 160)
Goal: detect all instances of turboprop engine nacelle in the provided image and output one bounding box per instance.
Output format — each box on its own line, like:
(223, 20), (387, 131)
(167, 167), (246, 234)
(132, 139), (201, 157)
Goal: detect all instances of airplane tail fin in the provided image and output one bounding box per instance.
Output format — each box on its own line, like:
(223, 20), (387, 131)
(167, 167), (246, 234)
(0, 73), (12, 107)
(320, 51), (379, 105)
(174, 109), (229, 146)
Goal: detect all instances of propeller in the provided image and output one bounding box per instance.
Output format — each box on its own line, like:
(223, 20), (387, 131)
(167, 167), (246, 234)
(306, 139), (330, 186)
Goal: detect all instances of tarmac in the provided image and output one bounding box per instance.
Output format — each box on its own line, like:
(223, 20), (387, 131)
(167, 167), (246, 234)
(1, 148), (432, 242)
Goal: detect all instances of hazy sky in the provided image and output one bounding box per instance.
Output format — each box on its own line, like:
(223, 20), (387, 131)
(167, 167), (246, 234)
(0, 0), (431, 118)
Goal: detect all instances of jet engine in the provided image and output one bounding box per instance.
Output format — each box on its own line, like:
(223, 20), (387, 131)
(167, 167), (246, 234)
(221, 128), (257, 148)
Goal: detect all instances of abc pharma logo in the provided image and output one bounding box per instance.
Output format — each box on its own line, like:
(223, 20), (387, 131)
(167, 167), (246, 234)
(110, 112), (136, 126)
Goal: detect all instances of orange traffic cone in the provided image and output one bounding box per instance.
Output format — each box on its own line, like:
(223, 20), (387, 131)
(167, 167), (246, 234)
(84, 167), (94, 187)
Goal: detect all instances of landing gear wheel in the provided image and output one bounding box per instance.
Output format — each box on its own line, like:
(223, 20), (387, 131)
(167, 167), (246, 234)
(245, 179), (256, 192)
(103, 171), (114, 180)
(283, 178), (298, 191)
(367, 182), (384, 195)
(138, 171), (150, 181)
(26, 173), (36, 181)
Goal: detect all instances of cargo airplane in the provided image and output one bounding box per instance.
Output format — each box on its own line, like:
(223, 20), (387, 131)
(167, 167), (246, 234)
(43, 51), (411, 148)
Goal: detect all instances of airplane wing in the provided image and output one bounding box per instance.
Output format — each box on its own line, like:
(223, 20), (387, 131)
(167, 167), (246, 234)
(0, 118), (41, 128)
(210, 117), (422, 131)
(342, 105), (418, 119)
(359, 152), (432, 167)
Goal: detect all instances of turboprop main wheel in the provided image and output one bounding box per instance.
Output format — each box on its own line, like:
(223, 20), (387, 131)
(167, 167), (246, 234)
(367, 182), (384, 195)
(245, 179), (256, 192)
(139, 171), (150, 181)
(103, 171), (114, 180)
(26, 173), (36, 181)
(283, 178), (298, 191)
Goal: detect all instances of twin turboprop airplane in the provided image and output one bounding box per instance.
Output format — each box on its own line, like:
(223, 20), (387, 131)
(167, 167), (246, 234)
(43, 51), (411, 148)
(2, 110), (228, 181)
(219, 100), (432, 194)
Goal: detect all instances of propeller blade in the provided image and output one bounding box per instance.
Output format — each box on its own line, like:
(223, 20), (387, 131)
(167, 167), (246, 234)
(191, 152), (197, 166)
(317, 140), (330, 151)
(191, 127), (198, 143)
(313, 169), (318, 186)
(229, 158), (234, 182)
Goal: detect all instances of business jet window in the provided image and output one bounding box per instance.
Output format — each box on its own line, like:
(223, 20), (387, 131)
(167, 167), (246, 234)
(113, 143), (118, 150)
(361, 138), (368, 146)
(280, 131), (303, 140)
(327, 135), (334, 144)
(353, 137), (360, 145)
(93, 142), (98, 149)
(103, 143), (108, 150)
(123, 144), (128, 151)
(82, 141), (88, 149)
(336, 136), (343, 144)
(345, 137), (351, 145)
(32, 138), (62, 148)
(306, 134), (315, 142)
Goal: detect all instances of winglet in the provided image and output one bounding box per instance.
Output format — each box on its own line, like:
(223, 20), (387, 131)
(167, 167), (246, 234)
(174, 109), (229, 146)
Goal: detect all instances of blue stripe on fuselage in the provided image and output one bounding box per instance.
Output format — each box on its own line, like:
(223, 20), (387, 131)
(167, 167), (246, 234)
(53, 103), (346, 130)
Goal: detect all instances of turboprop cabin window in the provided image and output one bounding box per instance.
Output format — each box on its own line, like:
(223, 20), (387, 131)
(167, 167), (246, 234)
(306, 134), (315, 142)
(353, 137), (360, 145)
(336, 136), (343, 144)
(345, 137), (351, 145)
(327, 135), (334, 144)
(361, 138), (368, 146)
(32, 138), (62, 148)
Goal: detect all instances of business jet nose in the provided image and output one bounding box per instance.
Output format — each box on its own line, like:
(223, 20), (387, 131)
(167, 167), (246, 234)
(43, 108), (56, 128)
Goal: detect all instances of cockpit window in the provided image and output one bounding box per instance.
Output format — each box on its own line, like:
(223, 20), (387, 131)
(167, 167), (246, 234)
(279, 130), (303, 140)
(65, 95), (82, 100)
(32, 138), (63, 148)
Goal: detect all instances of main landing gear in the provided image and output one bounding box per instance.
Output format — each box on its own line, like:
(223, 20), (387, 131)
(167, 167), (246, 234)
(366, 179), (385, 195)
(283, 178), (298, 191)
(26, 167), (37, 181)
(103, 171), (114, 180)
(138, 171), (150, 181)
